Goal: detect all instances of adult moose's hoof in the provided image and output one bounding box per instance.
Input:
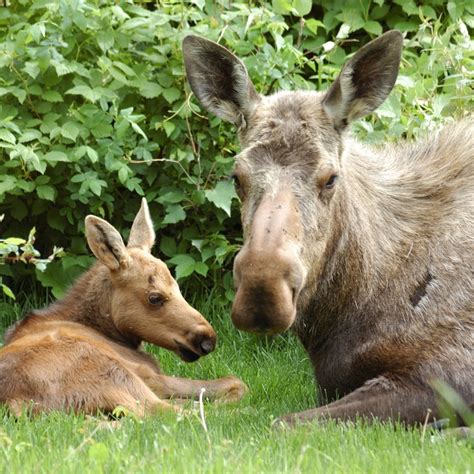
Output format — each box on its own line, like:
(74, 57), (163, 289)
(271, 409), (323, 429)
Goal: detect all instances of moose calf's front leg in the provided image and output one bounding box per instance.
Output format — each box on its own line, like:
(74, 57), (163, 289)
(148, 374), (248, 403)
(277, 376), (437, 426)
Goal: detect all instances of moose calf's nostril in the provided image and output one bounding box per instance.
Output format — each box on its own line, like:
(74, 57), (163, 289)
(200, 338), (215, 355)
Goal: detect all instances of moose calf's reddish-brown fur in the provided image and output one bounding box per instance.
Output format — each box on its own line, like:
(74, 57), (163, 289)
(0, 199), (246, 416)
(183, 31), (473, 425)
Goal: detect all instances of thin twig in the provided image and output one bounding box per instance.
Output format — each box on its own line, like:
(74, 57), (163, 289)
(420, 408), (432, 444)
(198, 387), (208, 433)
(125, 156), (196, 185)
(66, 424), (102, 459)
(217, 25), (228, 44)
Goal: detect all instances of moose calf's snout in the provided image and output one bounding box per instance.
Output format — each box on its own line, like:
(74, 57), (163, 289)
(199, 337), (215, 355)
(192, 327), (217, 356)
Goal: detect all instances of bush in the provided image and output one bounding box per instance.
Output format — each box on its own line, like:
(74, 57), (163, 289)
(0, 217), (63, 299)
(0, 0), (472, 300)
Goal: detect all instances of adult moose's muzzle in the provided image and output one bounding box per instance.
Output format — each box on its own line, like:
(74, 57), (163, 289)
(231, 187), (306, 335)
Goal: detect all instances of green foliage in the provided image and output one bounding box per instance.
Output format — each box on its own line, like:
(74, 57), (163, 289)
(0, 218), (63, 299)
(0, 0), (472, 300)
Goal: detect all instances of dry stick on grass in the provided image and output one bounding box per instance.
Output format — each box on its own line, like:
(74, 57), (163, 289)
(420, 408), (432, 444)
(198, 387), (208, 433)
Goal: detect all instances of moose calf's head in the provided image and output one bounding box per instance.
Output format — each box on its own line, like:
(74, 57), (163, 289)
(85, 199), (216, 362)
(183, 31), (403, 335)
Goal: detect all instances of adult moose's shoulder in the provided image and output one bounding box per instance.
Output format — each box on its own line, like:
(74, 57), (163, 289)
(183, 32), (474, 427)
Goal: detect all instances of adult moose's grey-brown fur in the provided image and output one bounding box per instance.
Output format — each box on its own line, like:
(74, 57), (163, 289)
(183, 31), (474, 425)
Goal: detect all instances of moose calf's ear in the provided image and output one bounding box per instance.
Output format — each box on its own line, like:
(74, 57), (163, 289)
(182, 35), (260, 126)
(322, 30), (403, 129)
(128, 198), (155, 252)
(85, 216), (128, 271)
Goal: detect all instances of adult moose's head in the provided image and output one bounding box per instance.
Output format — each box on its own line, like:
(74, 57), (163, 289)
(183, 32), (403, 335)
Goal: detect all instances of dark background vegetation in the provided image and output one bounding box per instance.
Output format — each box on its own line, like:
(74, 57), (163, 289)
(0, 0), (472, 306)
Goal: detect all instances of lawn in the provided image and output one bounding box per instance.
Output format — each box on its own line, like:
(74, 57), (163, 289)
(0, 293), (472, 474)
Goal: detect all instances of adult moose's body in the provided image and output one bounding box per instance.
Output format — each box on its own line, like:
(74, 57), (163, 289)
(183, 31), (474, 424)
(0, 199), (245, 416)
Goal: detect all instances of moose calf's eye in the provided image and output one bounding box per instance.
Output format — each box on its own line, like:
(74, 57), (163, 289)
(148, 293), (165, 307)
(325, 174), (338, 189)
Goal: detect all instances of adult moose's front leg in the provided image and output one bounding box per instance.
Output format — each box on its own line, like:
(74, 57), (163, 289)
(276, 376), (437, 426)
(147, 374), (248, 403)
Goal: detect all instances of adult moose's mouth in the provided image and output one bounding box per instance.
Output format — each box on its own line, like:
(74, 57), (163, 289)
(174, 340), (201, 362)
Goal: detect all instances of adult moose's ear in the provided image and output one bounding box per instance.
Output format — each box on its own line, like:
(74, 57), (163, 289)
(182, 35), (261, 127)
(127, 198), (155, 252)
(322, 30), (403, 130)
(85, 216), (129, 271)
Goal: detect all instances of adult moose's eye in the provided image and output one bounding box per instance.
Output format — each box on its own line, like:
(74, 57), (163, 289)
(231, 173), (241, 189)
(148, 293), (165, 307)
(231, 173), (244, 198)
(324, 174), (338, 189)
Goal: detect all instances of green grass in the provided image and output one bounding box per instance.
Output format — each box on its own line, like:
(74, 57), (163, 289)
(0, 294), (472, 474)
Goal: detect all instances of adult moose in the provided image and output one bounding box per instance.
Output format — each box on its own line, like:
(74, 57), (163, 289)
(0, 199), (246, 416)
(183, 31), (474, 425)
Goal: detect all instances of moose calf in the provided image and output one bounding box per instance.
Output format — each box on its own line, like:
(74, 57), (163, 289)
(183, 31), (473, 425)
(0, 199), (246, 416)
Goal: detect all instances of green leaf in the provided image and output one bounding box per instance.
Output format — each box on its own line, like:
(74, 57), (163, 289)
(118, 166), (129, 184)
(163, 121), (176, 137)
(130, 122), (148, 141)
(11, 88), (27, 104)
(66, 85), (101, 103)
(47, 209), (65, 231)
(293, 0), (311, 16)
(169, 254), (195, 280)
(272, 0), (291, 14)
(43, 90), (63, 103)
(44, 151), (69, 163)
(89, 180), (106, 196)
(97, 30), (114, 52)
(86, 146), (98, 163)
(113, 61), (136, 77)
(0, 175), (17, 195)
(205, 181), (238, 216)
(157, 191), (185, 204)
(396, 0), (419, 15)
(162, 204), (186, 224)
(0, 129), (16, 144)
(35, 260), (81, 299)
(23, 61), (40, 79)
(194, 262), (208, 277)
(61, 121), (80, 141)
(1, 283), (15, 300)
(160, 236), (177, 258)
(4, 237), (26, 245)
(138, 81), (162, 99)
(305, 19), (324, 35)
(421, 6), (437, 18)
(363, 21), (382, 36)
(163, 87), (180, 103)
(36, 185), (56, 201)
(19, 129), (42, 143)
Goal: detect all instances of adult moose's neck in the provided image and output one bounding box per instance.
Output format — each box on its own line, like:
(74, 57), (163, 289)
(294, 138), (414, 343)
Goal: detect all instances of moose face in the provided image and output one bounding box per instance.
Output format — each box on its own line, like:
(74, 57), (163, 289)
(230, 94), (344, 334)
(183, 32), (403, 335)
(85, 199), (216, 361)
